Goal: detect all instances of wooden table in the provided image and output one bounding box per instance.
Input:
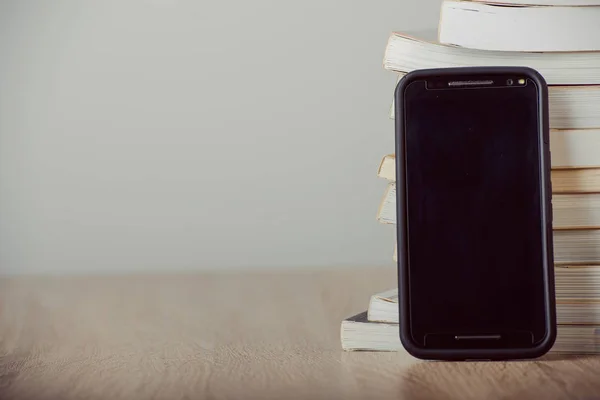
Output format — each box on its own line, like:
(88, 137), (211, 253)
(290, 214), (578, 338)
(0, 267), (599, 400)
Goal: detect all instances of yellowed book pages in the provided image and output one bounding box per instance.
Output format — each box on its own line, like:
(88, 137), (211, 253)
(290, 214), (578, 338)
(376, 183), (396, 225)
(377, 154), (395, 181)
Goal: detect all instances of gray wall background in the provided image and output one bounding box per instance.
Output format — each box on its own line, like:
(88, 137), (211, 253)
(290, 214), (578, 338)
(0, 0), (440, 273)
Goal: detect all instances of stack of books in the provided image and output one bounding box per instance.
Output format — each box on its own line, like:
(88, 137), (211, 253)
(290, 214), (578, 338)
(342, 0), (600, 354)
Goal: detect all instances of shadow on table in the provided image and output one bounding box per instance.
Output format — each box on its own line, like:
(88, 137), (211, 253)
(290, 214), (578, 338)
(397, 355), (600, 400)
(537, 353), (598, 362)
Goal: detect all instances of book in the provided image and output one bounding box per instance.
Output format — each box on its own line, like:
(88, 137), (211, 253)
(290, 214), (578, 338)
(341, 311), (600, 353)
(392, 229), (600, 265)
(552, 230), (600, 265)
(551, 194), (600, 229)
(375, 184), (396, 225)
(438, 0), (600, 52)
(367, 288), (398, 323)
(389, 82), (600, 130)
(377, 183), (600, 229)
(383, 31), (600, 85)
(341, 312), (404, 352)
(466, 0), (600, 5)
(555, 266), (600, 298)
(366, 284), (600, 325)
(378, 154), (600, 189)
(558, 301), (600, 325)
(549, 131), (600, 170)
(377, 154), (396, 180)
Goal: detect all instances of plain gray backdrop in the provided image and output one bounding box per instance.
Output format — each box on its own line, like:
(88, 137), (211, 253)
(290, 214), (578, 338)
(0, 0), (440, 273)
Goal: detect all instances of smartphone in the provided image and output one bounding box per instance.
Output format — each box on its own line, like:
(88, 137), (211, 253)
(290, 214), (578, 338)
(394, 67), (556, 361)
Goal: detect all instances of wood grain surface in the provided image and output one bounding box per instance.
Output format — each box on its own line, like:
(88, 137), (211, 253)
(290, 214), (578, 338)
(0, 267), (599, 400)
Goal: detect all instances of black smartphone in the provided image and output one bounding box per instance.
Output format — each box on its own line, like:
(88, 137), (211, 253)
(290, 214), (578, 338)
(394, 67), (556, 361)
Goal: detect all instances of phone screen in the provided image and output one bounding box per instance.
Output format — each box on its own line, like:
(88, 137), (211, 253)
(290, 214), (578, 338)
(402, 77), (548, 348)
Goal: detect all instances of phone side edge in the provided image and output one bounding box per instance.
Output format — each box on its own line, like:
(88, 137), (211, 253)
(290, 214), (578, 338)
(394, 72), (427, 359)
(528, 66), (558, 357)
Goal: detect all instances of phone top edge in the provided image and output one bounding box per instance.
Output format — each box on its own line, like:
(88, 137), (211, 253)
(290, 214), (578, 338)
(395, 67), (548, 103)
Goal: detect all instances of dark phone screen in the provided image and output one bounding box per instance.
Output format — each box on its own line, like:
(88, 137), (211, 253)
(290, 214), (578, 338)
(402, 78), (548, 347)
